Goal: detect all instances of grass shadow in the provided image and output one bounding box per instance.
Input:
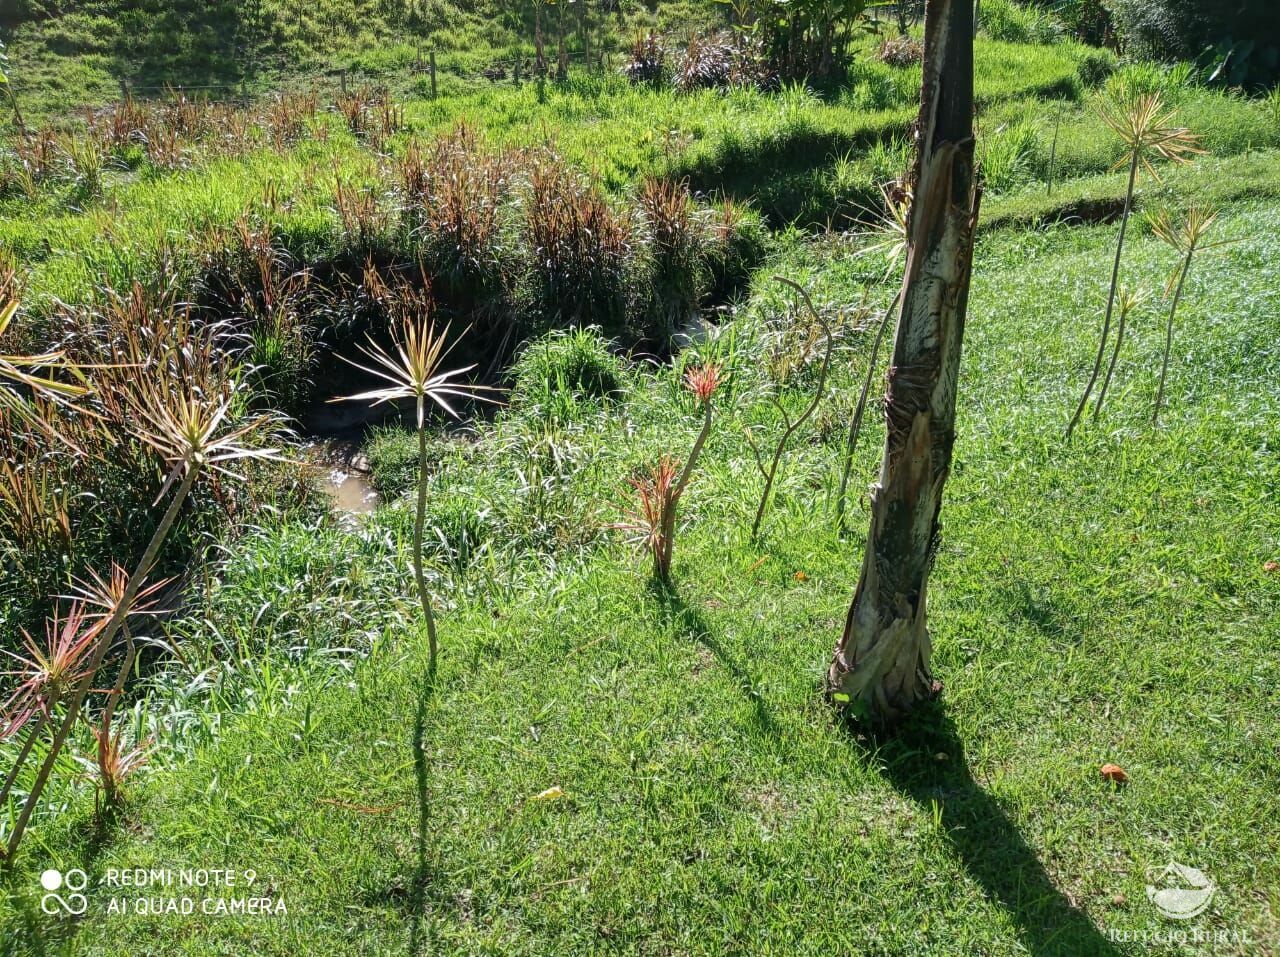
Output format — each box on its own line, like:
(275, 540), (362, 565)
(652, 582), (780, 742)
(853, 703), (1122, 957)
(406, 660), (440, 957)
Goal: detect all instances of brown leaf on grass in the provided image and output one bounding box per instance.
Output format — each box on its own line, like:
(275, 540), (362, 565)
(1264, 560), (1279, 573)
(1100, 763), (1128, 783)
(793, 571), (808, 582)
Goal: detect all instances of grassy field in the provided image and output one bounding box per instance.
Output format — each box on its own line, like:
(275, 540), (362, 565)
(3, 195), (1278, 954)
(3, 8), (1280, 955)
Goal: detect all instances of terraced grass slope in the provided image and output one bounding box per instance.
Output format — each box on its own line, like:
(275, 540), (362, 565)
(3, 197), (1277, 956)
(0, 0), (720, 121)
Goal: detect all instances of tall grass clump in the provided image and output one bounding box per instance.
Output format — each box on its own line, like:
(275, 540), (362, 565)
(399, 127), (518, 340)
(522, 163), (637, 335)
(510, 327), (629, 419)
(980, 0), (1065, 45)
(638, 177), (708, 340)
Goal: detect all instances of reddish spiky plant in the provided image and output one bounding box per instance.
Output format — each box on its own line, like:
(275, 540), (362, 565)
(619, 456), (682, 581)
(1, 604), (105, 741)
(83, 713), (152, 808)
(683, 361), (722, 405)
(619, 362), (722, 584)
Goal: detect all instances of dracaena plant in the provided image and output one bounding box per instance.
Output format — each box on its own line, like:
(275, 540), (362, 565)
(332, 312), (499, 674)
(1066, 91), (1202, 440)
(618, 362), (722, 584)
(0, 299), (90, 424)
(1147, 205), (1231, 426)
(2, 315), (283, 860)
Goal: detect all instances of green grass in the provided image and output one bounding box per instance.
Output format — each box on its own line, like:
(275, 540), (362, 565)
(3, 198), (1277, 955)
(7, 35), (1275, 319)
(0, 0), (723, 124)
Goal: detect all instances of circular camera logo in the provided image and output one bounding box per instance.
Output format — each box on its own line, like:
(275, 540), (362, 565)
(1146, 861), (1215, 920)
(39, 868), (89, 916)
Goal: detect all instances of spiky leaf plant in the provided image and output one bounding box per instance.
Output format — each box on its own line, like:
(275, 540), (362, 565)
(3, 316), (282, 860)
(1147, 205), (1230, 425)
(1066, 91), (1201, 439)
(332, 315), (499, 673)
(618, 363), (721, 584)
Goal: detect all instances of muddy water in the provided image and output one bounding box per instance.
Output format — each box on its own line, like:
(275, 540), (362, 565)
(305, 437), (379, 515)
(327, 462), (378, 513)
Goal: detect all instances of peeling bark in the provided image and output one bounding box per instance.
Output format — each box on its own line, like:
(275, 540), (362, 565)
(828, 0), (980, 722)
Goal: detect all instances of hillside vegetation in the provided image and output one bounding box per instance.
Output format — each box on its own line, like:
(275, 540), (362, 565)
(2, 4), (1279, 954)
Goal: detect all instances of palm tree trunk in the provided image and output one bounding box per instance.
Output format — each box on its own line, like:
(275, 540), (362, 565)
(827, 0), (980, 722)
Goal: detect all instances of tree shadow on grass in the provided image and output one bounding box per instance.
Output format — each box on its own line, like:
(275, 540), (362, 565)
(852, 703), (1122, 957)
(0, 792), (129, 955)
(652, 582), (780, 742)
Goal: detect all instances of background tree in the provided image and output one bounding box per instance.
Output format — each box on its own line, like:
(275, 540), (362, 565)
(827, 0), (980, 722)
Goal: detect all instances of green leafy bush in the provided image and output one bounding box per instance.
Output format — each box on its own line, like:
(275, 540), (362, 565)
(511, 327), (630, 413)
(1106, 0), (1280, 87)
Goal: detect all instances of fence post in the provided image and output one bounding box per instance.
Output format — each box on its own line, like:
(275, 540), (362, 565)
(119, 76), (130, 101)
(429, 51), (438, 98)
(340, 69), (347, 95)
(514, 58), (521, 85)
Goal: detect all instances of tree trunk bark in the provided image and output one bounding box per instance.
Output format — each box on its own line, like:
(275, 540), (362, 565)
(827, 0), (980, 723)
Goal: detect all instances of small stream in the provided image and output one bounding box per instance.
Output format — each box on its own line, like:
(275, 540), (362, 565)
(297, 396), (387, 516)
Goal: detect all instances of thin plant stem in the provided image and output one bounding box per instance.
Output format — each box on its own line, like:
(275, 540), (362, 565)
(659, 401), (712, 582)
(0, 691), (57, 812)
(751, 277), (834, 541)
(1067, 149), (1139, 441)
(836, 288), (900, 531)
(1154, 252), (1193, 426)
(1095, 299), (1132, 420)
(413, 394), (439, 671)
(4, 467), (197, 862)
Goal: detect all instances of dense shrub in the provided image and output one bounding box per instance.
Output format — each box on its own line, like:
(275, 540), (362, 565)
(1076, 48), (1118, 88)
(623, 33), (666, 85)
(1106, 0), (1280, 87)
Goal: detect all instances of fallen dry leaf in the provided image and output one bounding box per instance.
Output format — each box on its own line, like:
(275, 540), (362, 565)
(1100, 763), (1128, 784)
(1264, 560), (1278, 573)
(793, 571), (808, 582)
(531, 786), (565, 802)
